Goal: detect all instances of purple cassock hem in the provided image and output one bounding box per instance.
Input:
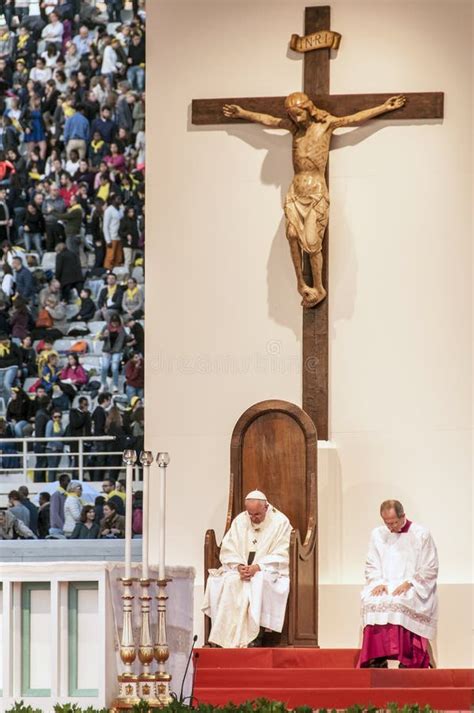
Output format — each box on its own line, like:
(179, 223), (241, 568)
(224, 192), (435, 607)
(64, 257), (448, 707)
(358, 624), (430, 668)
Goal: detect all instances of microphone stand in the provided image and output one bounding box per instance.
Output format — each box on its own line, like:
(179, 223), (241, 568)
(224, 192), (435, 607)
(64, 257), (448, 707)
(189, 650), (200, 706)
(179, 634), (198, 703)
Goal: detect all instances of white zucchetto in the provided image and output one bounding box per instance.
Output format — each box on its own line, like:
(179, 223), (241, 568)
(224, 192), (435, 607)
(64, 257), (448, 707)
(245, 490), (267, 501)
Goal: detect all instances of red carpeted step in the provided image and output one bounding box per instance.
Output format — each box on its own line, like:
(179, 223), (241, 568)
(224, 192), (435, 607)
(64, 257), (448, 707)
(196, 667), (474, 689)
(194, 686), (474, 709)
(195, 647), (360, 668)
(195, 649), (274, 668)
(196, 668), (372, 687)
(272, 648), (360, 668)
(371, 668), (474, 688)
(194, 648), (474, 710)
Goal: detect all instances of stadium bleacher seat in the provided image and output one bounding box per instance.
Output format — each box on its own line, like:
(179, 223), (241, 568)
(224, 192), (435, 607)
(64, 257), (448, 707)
(66, 288), (80, 304)
(53, 339), (76, 354)
(113, 266), (129, 281)
(67, 322), (88, 334)
(41, 252), (57, 271)
(132, 266), (144, 284)
(24, 377), (38, 393)
(87, 321), (106, 336)
(82, 356), (100, 369)
(66, 304), (80, 319)
(87, 279), (104, 300)
(92, 340), (104, 355)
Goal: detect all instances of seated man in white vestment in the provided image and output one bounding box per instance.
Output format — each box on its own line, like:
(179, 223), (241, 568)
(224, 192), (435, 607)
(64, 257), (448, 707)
(359, 499), (438, 668)
(203, 490), (292, 648)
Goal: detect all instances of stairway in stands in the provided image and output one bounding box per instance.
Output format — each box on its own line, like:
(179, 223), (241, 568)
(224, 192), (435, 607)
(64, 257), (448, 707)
(193, 648), (474, 710)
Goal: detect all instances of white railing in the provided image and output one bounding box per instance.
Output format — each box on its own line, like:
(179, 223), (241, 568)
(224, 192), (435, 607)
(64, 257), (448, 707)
(0, 436), (142, 482)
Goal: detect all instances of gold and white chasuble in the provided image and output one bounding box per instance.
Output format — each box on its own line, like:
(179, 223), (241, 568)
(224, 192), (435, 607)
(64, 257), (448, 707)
(202, 505), (292, 648)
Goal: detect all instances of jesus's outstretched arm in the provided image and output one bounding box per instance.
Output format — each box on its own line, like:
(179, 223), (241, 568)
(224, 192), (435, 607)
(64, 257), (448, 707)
(223, 103), (289, 129)
(330, 94), (406, 128)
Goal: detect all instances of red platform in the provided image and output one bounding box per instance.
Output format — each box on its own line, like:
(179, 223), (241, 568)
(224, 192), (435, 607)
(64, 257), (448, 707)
(193, 648), (474, 710)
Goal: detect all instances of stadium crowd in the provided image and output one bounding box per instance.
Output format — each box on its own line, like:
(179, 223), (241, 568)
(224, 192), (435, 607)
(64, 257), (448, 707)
(0, 0), (146, 500)
(0, 474), (143, 539)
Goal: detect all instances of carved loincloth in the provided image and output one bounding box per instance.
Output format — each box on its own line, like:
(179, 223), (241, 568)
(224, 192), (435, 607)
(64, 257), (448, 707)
(284, 184), (329, 255)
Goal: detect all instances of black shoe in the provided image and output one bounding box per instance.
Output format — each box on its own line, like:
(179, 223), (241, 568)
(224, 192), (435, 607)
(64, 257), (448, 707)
(248, 629), (264, 647)
(262, 630), (281, 647)
(368, 657), (388, 668)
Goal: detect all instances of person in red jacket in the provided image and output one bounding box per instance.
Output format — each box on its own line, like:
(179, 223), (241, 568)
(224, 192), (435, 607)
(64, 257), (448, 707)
(124, 351), (143, 400)
(60, 353), (89, 388)
(0, 152), (15, 185)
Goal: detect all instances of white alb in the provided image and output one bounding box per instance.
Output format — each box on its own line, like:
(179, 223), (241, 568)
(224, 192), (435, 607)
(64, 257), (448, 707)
(361, 521), (439, 639)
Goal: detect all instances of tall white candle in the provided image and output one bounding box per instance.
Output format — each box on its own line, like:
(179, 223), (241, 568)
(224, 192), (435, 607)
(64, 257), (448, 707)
(140, 452), (153, 580)
(156, 453), (170, 581)
(159, 465), (166, 581)
(123, 450), (136, 579)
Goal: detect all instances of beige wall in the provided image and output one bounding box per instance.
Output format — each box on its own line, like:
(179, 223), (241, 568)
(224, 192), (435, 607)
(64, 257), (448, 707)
(146, 0), (473, 665)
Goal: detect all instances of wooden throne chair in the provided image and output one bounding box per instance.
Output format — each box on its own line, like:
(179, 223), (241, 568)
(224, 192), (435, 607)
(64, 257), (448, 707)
(204, 399), (318, 647)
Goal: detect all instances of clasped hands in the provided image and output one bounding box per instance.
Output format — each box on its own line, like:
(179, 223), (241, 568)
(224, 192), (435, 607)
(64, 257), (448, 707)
(371, 581), (412, 597)
(101, 527), (121, 537)
(237, 563), (260, 581)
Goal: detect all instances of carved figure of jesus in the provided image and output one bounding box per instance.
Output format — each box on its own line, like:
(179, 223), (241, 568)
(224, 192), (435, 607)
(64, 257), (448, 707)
(223, 93), (406, 308)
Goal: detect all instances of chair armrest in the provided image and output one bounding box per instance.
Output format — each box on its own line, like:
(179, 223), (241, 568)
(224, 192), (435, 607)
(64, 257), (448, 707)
(291, 526), (317, 562)
(204, 528), (221, 586)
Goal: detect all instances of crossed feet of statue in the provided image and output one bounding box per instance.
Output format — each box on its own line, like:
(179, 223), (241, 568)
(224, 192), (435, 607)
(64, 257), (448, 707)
(299, 285), (327, 309)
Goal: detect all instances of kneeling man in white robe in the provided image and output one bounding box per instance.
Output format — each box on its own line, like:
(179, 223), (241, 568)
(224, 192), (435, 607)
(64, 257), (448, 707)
(203, 490), (292, 648)
(359, 499), (438, 668)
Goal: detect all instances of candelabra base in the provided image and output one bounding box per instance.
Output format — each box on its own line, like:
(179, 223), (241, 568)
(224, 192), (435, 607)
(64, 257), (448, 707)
(154, 671), (173, 706)
(111, 673), (140, 709)
(111, 673), (173, 710)
(138, 672), (161, 705)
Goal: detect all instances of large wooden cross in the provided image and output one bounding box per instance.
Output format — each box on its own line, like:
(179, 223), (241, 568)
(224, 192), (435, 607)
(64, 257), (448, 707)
(191, 6), (443, 440)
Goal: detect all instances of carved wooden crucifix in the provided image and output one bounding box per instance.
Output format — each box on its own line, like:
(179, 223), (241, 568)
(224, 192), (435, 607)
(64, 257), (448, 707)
(192, 6), (443, 440)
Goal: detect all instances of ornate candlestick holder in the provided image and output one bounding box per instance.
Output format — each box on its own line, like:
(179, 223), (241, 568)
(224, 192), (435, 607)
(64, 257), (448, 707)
(153, 452), (172, 705)
(112, 449), (139, 710)
(136, 575), (159, 703)
(153, 575), (172, 705)
(113, 577), (140, 708)
(137, 450), (160, 704)
(113, 449), (174, 709)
